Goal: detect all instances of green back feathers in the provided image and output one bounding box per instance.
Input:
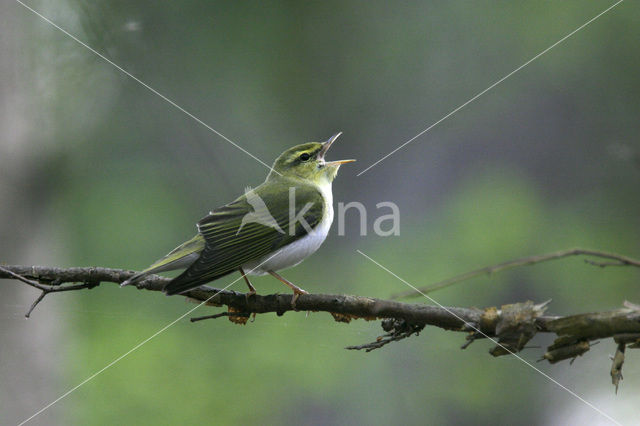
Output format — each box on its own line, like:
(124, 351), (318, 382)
(163, 178), (324, 295)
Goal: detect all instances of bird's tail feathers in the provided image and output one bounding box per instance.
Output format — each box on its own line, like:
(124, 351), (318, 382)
(120, 235), (205, 287)
(120, 270), (150, 288)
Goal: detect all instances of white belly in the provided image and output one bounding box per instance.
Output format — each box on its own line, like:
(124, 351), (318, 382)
(242, 182), (333, 275)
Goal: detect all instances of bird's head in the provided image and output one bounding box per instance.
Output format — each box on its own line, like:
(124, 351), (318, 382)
(266, 132), (355, 184)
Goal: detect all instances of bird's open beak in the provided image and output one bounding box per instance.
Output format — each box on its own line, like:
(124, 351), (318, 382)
(325, 159), (356, 166)
(319, 132), (356, 166)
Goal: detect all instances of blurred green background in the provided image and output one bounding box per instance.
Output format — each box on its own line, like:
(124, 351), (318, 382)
(1, 1), (639, 425)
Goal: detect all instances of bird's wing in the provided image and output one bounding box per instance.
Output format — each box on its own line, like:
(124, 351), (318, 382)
(163, 181), (325, 295)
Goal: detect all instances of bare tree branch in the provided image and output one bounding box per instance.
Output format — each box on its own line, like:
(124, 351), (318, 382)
(2, 249), (640, 390)
(0, 264), (482, 330)
(392, 248), (640, 298)
(0, 266), (101, 317)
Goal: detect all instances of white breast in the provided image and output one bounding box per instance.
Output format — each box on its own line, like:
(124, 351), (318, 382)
(242, 182), (333, 275)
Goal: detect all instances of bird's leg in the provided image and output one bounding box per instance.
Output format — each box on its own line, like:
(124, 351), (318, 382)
(239, 267), (256, 298)
(268, 270), (308, 307)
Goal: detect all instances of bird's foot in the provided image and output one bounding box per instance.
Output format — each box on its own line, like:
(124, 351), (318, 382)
(291, 287), (308, 309)
(266, 270), (307, 309)
(244, 289), (256, 302)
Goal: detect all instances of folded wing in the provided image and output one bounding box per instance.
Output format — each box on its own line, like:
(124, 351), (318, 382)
(163, 182), (323, 295)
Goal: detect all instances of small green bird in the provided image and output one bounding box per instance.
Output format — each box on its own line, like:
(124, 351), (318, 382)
(121, 133), (354, 299)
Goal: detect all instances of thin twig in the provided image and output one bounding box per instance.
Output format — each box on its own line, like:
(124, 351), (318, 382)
(0, 265), (49, 290)
(190, 312), (251, 322)
(584, 260), (627, 267)
(0, 265), (101, 317)
(346, 318), (425, 352)
(392, 248), (640, 299)
(26, 291), (46, 318)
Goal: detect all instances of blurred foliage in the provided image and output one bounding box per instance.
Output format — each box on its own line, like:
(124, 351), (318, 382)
(3, 0), (640, 424)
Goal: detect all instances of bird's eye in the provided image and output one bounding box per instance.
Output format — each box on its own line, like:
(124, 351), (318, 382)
(299, 153), (310, 161)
